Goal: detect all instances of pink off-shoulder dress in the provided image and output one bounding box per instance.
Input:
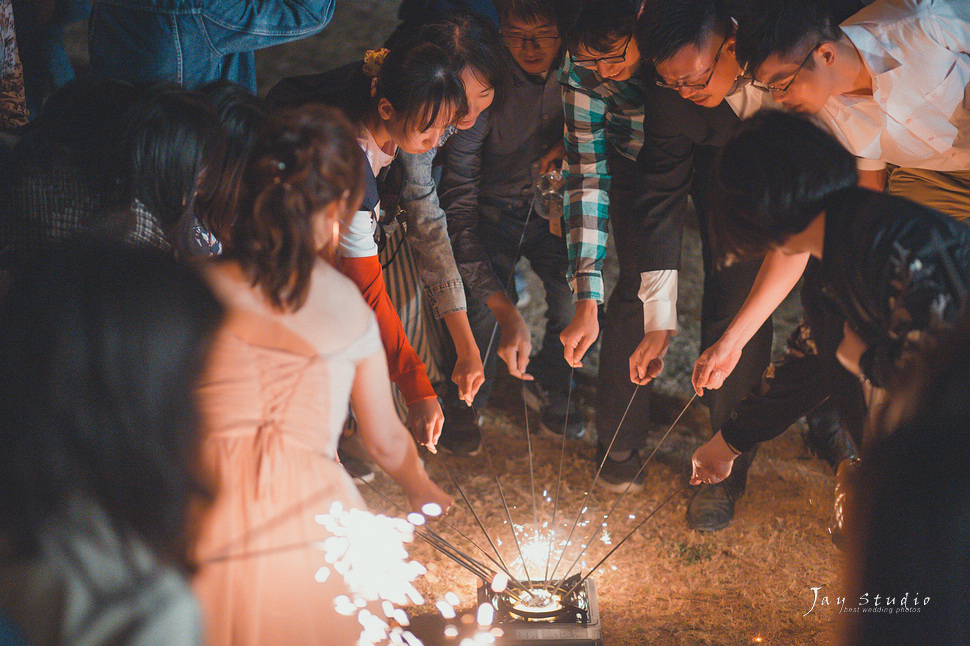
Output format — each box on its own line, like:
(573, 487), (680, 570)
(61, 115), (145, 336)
(191, 296), (380, 646)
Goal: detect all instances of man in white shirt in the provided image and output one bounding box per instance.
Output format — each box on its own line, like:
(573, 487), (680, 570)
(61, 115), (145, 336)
(635, 0), (859, 532)
(735, 0), (970, 219)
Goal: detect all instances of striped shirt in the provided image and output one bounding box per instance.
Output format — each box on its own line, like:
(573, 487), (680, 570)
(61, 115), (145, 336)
(559, 56), (646, 302)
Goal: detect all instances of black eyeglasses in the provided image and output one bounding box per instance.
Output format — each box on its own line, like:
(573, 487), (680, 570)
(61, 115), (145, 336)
(502, 32), (561, 50)
(571, 34), (632, 68)
(749, 43), (821, 97)
(655, 36), (728, 91)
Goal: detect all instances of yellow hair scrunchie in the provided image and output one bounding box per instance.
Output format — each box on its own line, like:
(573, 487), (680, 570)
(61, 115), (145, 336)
(362, 48), (390, 78)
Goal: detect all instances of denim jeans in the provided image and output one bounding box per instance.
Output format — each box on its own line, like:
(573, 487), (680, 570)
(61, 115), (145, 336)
(448, 205), (575, 410)
(88, 0), (335, 91)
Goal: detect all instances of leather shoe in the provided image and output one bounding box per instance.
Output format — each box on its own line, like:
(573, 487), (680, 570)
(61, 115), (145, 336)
(687, 482), (736, 532)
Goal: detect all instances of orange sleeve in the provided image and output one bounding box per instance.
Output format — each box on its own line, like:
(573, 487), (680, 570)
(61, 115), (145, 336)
(338, 254), (436, 405)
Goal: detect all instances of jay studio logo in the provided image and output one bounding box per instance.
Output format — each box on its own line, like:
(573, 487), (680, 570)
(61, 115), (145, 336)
(804, 586), (930, 616)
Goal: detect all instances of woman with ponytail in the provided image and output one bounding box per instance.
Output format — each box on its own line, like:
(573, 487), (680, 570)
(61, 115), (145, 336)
(191, 106), (452, 645)
(267, 21), (504, 454)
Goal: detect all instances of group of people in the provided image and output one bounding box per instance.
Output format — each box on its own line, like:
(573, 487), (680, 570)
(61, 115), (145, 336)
(0, 0), (969, 643)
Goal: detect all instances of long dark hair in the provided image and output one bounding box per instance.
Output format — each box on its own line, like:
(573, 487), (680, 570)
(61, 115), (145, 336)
(230, 105), (365, 312)
(843, 309), (970, 645)
(105, 83), (228, 241)
(0, 241), (225, 568)
(196, 80), (271, 244)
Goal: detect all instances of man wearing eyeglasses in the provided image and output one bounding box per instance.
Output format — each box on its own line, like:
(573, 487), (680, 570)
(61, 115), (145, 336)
(634, 0), (776, 532)
(695, 0), (969, 423)
(438, 0), (591, 441)
(558, 0), (674, 492)
(637, 0), (863, 532)
(735, 0), (970, 219)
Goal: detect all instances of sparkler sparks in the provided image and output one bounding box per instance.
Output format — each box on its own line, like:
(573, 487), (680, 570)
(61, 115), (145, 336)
(314, 502), (429, 645)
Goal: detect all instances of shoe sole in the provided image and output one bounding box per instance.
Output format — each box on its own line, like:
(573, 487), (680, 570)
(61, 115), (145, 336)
(437, 441), (483, 457)
(594, 475), (644, 494)
(523, 385), (588, 440)
(346, 469), (376, 484)
(688, 519), (730, 532)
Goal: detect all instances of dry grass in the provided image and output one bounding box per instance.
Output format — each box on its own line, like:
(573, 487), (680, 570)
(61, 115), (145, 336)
(364, 378), (845, 646)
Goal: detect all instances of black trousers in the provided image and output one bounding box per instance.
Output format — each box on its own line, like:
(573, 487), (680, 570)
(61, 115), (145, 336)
(446, 207), (575, 410)
(720, 264), (867, 453)
(596, 148), (772, 453)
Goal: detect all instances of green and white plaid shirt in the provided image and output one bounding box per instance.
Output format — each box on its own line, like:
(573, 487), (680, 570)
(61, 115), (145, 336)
(559, 55), (646, 303)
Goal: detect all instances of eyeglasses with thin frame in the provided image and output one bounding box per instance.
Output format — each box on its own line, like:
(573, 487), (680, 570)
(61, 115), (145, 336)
(571, 34), (632, 68)
(502, 31), (561, 50)
(655, 35), (728, 91)
(749, 43), (821, 98)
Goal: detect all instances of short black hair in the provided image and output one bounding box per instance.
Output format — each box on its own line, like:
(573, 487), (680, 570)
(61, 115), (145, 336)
(0, 241), (224, 567)
(495, 0), (557, 26)
(560, 0), (639, 56)
(735, 0), (841, 77)
(712, 109), (857, 261)
(419, 11), (511, 111)
(636, 0), (733, 65)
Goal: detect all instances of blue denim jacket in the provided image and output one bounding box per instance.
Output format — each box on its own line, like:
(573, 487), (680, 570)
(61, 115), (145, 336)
(88, 0), (335, 91)
(398, 133), (467, 318)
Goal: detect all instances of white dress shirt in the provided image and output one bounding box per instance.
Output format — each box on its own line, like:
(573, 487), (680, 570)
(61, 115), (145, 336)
(817, 0), (970, 172)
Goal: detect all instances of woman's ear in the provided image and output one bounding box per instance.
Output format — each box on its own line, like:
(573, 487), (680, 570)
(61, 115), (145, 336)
(377, 97), (395, 122)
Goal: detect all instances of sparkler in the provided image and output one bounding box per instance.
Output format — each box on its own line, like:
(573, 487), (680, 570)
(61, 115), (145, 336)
(550, 393), (698, 587)
(313, 501), (428, 646)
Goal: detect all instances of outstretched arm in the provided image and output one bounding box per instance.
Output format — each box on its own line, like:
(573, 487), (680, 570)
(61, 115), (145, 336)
(693, 249), (809, 395)
(351, 350), (452, 514)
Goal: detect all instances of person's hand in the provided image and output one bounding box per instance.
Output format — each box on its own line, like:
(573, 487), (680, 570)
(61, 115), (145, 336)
(836, 321), (868, 378)
(692, 335), (744, 397)
(629, 329), (673, 385)
(536, 140), (566, 175)
(497, 308), (533, 381)
(406, 479), (454, 518)
(561, 299), (598, 368)
(452, 351), (485, 406)
(407, 397), (445, 453)
(690, 431), (740, 485)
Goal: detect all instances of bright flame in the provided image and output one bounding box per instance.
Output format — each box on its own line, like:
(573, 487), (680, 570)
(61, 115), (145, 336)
(421, 502), (443, 517)
(314, 503), (428, 645)
(476, 602), (495, 626)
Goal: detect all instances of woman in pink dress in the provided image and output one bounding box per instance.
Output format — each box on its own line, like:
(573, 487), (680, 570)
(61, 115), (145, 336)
(191, 106), (452, 645)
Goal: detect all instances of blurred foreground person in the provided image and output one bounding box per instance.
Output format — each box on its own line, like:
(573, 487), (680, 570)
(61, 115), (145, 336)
(0, 242), (226, 645)
(191, 106), (452, 645)
(691, 112), (970, 533)
(843, 309), (970, 645)
(0, 80), (227, 261)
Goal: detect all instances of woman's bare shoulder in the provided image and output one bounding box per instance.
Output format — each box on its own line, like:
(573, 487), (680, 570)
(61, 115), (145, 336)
(289, 261), (373, 351)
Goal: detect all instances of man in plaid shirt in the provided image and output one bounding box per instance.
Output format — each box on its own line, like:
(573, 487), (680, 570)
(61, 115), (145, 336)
(559, 0), (683, 492)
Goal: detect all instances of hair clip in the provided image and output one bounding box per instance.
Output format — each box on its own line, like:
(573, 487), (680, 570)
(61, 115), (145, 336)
(362, 48), (390, 78)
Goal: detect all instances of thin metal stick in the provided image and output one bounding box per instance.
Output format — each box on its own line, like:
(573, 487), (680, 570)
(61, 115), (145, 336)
(524, 395), (539, 533)
(559, 483), (688, 600)
(352, 470), (521, 583)
(547, 384), (641, 582)
(552, 393), (697, 583)
(435, 457), (517, 579)
(543, 365), (575, 581)
(480, 439), (534, 583)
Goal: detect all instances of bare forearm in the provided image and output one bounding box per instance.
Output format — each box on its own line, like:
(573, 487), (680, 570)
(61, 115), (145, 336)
(722, 250), (809, 347)
(443, 310), (479, 361)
